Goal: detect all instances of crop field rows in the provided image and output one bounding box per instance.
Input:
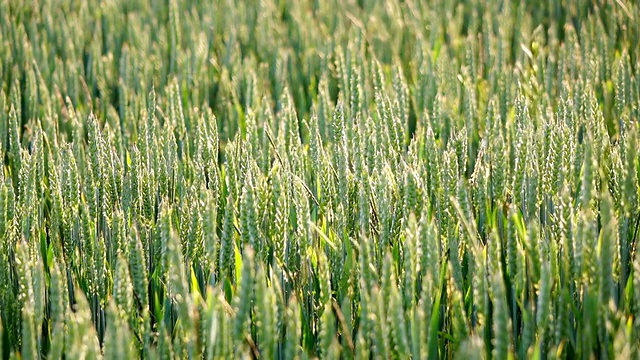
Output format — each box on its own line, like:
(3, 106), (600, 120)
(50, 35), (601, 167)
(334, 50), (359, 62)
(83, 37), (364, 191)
(0, 0), (639, 359)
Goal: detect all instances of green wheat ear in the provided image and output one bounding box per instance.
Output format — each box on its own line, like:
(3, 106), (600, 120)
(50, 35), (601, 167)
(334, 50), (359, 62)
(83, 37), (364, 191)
(254, 264), (277, 359)
(233, 246), (254, 354)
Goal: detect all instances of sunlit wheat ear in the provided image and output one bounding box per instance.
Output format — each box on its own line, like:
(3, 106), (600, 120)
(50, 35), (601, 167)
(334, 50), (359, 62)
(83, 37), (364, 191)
(16, 242), (37, 360)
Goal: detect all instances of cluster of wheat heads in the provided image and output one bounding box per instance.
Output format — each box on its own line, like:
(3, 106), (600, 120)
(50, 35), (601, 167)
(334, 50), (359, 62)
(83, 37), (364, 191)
(1, 0), (640, 358)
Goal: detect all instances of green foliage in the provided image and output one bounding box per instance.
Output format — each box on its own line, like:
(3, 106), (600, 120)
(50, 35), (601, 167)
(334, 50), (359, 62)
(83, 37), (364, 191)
(0, 0), (640, 358)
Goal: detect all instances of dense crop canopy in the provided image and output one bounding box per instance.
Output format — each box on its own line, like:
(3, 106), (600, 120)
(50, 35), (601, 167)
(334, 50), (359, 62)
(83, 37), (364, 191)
(0, 0), (639, 358)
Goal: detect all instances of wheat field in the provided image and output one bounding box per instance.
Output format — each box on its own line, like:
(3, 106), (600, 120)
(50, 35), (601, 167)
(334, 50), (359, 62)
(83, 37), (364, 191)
(0, 0), (639, 359)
